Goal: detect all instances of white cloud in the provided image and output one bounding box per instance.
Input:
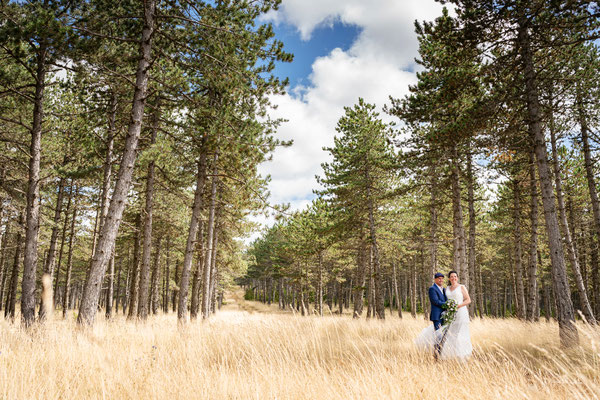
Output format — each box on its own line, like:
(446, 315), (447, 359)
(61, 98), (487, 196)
(251, 0), (448, 238)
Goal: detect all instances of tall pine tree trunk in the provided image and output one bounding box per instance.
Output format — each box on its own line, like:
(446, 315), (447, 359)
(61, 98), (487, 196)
(39, 177), (65, 320)
(137, 105), (159, 320)
(150, 237), (162, 315)
(352, 232), (367, 318)
(513, 179), (527, 319)
(0, 220), (10, 312)
(527, 150), (539, 321)
(201, 157), (219, 319)
(127, 213), (142, 320)
(190, 223), (205, 319)
(5, 214), (23, 320)
(62, 190), (79, 318)
(78, 0), (157, 326)
(178, 148), (208, 323)
(22, 41), (48, 327)
(105, 254), (114, 318)
(466, 150), (477, 317)
(518, 18), (577, 345)
(450, 147), (468, 285)
(549, 112), (595, 323)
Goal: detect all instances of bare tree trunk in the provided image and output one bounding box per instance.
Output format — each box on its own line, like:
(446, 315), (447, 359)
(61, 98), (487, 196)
(317, 251), (323, 316)
(526, 150), (539, 321)
(53, 182), (73, 306)
(410, 256), (417, 318)
(39, 177), (66, 320)
(190, 223), (205, 319)
(466, 150), (477, 317)
(549, 116), (595, 323)
(163, 237), (170, 312)
(366, 251), (373, 319)
(172, 259), (180, 312)
(365, 165), (385, 319)
(114, 256), (123, 314)
(21, 40), (49, 327)
(201, 154), (219, 320)
(137, 105), (159, 320)
(353, 232), (367, 318)
(589, 228), (599, 317)
(127, 213), (142, 320)
(393, 262), (402, 318)
(105, 253), (115, 318)
(62, 190), (79, 319)
(5, 214), (23, 320)
(513, 179), (527, 319)
(78, 0), (157, 326)
(578, 90), (600, 251)
(518, 18), (577, 345)
(0, 219), (11, 312)
(178, 148), (209, 323)
(451, 147), (468, 286)
(209, 225), (220, 315)
(150, 237), (162, 315)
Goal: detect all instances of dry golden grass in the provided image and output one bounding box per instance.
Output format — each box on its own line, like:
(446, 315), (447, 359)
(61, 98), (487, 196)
(1, 291), (598, 399)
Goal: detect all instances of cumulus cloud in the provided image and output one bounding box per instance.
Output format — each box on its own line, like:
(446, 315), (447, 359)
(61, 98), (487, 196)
(250, 0), (448, 239)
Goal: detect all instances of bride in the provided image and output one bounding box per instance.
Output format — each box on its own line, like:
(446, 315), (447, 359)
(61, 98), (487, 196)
(415, 270), (473, 360)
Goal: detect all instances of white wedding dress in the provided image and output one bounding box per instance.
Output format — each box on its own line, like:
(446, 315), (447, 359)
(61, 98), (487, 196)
(414, 285), (472, 360)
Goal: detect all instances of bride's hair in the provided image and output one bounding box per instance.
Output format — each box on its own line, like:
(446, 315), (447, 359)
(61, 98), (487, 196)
(447, 270), (458, 286)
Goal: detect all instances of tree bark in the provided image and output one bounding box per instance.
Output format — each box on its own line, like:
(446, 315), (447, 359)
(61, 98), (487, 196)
(5, 214), (23, 320)
(78, 0), (157, 326)
(201, 153), (219, 320)
(393, 262), (402, 318)
(105, 253), (115, 319)
(450, 147), (468, 286)
(172, 259), (180, 312)
(365, 164), (385, 319)
(352, 231), (367, 318)
(0, 219), (11, 312)
(518, 18), (577, 345)
(512, 179), (527, 319)
(526, 150), (539, 321)
(317, 251), (323, 316)
(209, 224), (220, 315)
(39, 177), (66, 320)
(190, 222), (205, 319)
(410, 256), (417, 318)
(177, 151), (209, 323)
(62, 189), (79, 318)
(549, 114), (595, 323)
(127, 213), (142, 320)
(21, 40), (49, 327)
(149, 236), (162, 315)
(466, 150), (477, 317)
(578, 89), (600, 252)
(137, 104), (159, 320)
(53, 182), (73, 306)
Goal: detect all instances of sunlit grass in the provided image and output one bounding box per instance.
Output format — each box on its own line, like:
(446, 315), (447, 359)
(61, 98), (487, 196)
(0, 291), (598, 399)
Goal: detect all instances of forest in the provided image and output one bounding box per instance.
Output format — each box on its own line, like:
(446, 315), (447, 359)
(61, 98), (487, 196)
(0, 1), (600, 397)
(242, 2), (600, 348)
(0, 0), (291, 327)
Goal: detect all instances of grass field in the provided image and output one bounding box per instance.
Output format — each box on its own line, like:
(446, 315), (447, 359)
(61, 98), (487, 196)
(0, 291), (598, 399)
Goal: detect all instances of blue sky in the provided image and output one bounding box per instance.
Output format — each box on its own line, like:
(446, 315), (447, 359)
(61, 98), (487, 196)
(252, 0), (449, 234)
(272, 22), (362, 88)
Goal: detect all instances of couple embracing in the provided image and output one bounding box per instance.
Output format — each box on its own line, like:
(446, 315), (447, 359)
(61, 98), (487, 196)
(416, 270), (473, 361)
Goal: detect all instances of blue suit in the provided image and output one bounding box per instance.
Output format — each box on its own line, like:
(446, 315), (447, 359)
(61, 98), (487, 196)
(428, 284), (447, 330)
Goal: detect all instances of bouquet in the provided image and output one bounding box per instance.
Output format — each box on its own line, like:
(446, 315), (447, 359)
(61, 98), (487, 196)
(441, 299), (458, 327)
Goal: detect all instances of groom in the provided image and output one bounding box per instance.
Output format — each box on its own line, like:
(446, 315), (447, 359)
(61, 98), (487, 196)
(429, 272), (447, 357)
